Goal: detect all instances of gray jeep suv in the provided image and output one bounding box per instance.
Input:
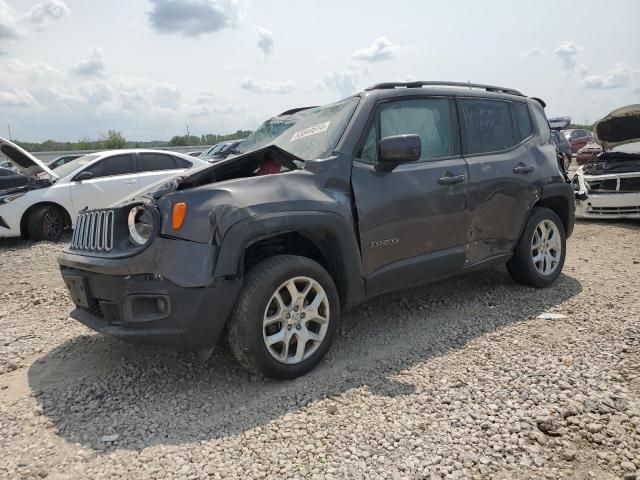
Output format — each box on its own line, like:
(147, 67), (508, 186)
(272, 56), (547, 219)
(58, 81), (575, 379)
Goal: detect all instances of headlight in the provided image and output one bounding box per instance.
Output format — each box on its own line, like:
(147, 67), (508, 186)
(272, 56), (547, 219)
(127, 205), (154, 246)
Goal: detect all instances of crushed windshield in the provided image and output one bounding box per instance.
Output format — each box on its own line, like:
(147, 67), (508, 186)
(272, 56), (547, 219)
(236, 97), (360, 161)
(53, 154), (100, 179)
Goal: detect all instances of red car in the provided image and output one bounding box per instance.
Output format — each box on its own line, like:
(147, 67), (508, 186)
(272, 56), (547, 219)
(576, 142), (602, 165)
(563, 129), (594, 153)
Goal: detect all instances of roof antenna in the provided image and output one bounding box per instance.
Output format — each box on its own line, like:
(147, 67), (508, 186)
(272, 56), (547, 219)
(467, 81), (472, 91)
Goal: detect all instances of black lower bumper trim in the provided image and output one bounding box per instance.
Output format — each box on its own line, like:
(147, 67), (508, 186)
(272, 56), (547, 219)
(61, 267), (242, 348)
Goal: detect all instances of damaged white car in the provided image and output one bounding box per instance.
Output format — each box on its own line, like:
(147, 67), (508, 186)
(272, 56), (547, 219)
(574, 105), (640, 219)
(0, 138), (208, 241)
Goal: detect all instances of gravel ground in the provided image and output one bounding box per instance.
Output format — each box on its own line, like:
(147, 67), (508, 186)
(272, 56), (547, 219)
(0, 221), (639, 479)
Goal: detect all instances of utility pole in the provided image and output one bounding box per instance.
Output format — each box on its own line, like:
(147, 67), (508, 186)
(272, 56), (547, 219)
(7, 124), (12, 141)
(186, 125), (190, 139)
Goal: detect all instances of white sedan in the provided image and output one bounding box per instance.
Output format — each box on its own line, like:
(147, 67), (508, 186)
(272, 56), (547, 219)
(0, 138), (209, 241)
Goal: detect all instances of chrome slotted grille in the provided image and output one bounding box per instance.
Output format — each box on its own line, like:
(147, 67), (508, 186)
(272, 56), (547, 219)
(71, 210), (115, 252)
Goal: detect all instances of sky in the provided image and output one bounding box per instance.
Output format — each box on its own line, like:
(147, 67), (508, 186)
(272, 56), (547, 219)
(1, 0), (639, 142)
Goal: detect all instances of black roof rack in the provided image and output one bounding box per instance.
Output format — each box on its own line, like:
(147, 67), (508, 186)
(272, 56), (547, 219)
(365, 81), (524, 97)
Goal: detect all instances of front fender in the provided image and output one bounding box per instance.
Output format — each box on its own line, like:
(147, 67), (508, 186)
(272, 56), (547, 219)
(214, 210), (366, 308)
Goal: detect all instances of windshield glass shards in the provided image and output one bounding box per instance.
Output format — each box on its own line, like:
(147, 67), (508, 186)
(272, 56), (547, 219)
(236, 97), (359, 161)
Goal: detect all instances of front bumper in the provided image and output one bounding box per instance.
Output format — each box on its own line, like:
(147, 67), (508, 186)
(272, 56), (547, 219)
(58, 248), (242, 348)
(575, 192), (640, 219)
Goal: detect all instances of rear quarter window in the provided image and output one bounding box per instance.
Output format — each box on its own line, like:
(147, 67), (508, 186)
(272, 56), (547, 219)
(511, 103), (533, 142)
(530, 102), (552, 144)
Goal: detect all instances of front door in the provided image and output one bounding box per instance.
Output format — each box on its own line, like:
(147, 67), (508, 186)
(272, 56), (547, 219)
(351, 97), (469, 296)
(69, 153), (139, 215)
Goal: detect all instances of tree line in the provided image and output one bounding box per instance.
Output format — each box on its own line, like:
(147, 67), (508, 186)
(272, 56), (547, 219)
(14, 129), (253, 153)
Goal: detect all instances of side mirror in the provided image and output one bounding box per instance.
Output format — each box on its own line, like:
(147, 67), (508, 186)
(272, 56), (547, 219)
(74, 171), (94, 182)
(376, 134), (421, 172)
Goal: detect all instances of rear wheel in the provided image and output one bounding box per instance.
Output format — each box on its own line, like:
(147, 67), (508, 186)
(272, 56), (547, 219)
(228, 255), (339, 379)
(27, 205), (65, 242)
(507, 207), (566, 288)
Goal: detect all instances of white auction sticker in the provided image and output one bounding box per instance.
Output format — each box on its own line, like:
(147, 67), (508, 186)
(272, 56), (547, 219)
(290, 121), (330, 142)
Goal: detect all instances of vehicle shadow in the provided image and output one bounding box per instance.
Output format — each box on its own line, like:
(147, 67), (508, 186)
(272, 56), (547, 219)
(28, 267), (582, 452)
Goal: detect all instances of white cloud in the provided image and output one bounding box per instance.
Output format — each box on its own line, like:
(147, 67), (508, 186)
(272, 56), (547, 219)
(582, 62), (633, 90)
(555, 41), (582, 70)
(72, 47), (106, 77)
(151, 82), (181, 109)
(25, 0), (70, 27)
(521, 46), (544, 58)
(0, 1), (25, 40)
(256, 26), (274, 57)
(240, 77), (294, 94)
(189, 91), (242, 116)
(0, 88), (38, 107)
(4, 58), (61, 79)
(147, 0), (245, 37)
(317, 72), (358, 98)
(350, 36), (396, 62)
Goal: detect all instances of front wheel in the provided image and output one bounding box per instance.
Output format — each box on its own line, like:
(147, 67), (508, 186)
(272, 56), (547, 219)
(27, 205), (65, 242)
(507, 207), (566, 288)
(228, 255), (339, 379)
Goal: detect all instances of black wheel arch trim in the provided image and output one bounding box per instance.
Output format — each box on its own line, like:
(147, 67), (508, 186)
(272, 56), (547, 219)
(514, 182), (575, 247)
(215, 210), (366, 308)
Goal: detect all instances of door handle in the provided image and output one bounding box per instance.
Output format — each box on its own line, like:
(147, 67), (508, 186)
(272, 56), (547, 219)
(438, 174), (466, 185)
(513, 165), (535, 174)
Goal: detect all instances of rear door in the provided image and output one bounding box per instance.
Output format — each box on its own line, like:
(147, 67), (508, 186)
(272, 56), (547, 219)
(135, 152), (191, 189)
(351, 96), (469, 296)
(69, 153), (139, 214)
(459, 98), (540, 263)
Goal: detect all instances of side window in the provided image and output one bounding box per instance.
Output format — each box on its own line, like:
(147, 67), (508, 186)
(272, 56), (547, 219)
(138, 153), (179, 172)
(357, 98), (454, 163)
(461, 99), (515, 154)
(173, 156), (192, 168)
(512, 102), (533, 142)
(83, 154), (135, 178)
(530, 102), (552, 144)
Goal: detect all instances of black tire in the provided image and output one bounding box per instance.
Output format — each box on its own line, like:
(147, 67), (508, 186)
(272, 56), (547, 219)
(228, 255), (340, 380)
(27, 205), (65, 242)
(507, 207), (566, 288)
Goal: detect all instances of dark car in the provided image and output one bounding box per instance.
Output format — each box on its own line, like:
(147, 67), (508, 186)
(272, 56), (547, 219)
(551, 130), (571, 169)
(48, 154), (83, 170)
(202, 140), (245, 162)
(563, 129), (594, 153)
(0, 167), (29, 191)
(58, 81), (575, 379)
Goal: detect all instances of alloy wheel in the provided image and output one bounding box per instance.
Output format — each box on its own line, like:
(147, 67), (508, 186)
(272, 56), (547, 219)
(262, 276), (330, 364)
(42, 209), (63, 241)
(531, 219), (562, 276)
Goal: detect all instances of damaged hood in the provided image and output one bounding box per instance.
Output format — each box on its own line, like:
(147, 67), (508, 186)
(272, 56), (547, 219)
(0, 137), (58, 180)
(594, 104), (640, 150)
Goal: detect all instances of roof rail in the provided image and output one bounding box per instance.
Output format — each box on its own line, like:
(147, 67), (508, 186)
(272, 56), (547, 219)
(365, 81), (524, 97)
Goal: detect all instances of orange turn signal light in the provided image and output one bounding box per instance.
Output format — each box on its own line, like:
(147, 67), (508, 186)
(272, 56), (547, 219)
(172, 202), (187, 230)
